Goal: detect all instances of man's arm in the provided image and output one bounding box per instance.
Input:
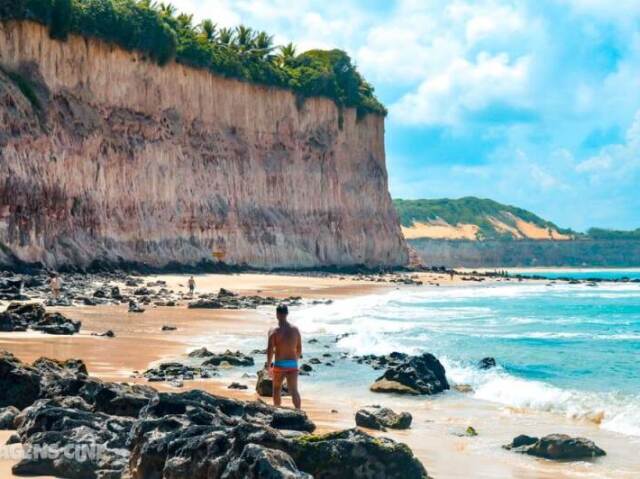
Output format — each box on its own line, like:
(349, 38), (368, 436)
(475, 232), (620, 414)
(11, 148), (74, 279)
(266, 329), (275, 370)
(296, 328), (302, 359)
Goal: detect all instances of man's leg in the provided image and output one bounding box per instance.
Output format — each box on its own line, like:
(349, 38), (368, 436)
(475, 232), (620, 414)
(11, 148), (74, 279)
(285, 371), (301, 409)
(272, 370), (284, 407)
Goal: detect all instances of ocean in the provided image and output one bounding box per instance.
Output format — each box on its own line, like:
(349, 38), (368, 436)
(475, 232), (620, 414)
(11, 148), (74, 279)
(213, 271), (640, 440)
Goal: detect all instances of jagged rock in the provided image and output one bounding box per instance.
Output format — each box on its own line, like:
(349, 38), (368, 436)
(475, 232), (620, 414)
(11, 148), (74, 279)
(300, 364), (313, 373)
(0, 405), (20, 429)
(188, 347), (214, 358)
(256, 369), (274, 397)
(355, 405), (412, 431)
(478, 357), (496, 369)
(504, 434), (606, 460)
(370, 353), (449, 395)
(202, 350), (254, 367)
(133, 287), (151, 296)
(288, 429), (429, 478)
(354, 351), (409, 370)
(222, 443), (311, 478)
(0, 351), (42, 409)
(0, 311), (28, 331)
(30, 312), (81, 335)
(5, 302), (45, 323)
(161, 325), (177, 331)
(188, 298), (224, 309)
(5, 433), (20, 444)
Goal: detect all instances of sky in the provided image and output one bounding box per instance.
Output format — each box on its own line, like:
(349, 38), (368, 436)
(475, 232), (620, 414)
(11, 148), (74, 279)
(171, 0), (640, 231)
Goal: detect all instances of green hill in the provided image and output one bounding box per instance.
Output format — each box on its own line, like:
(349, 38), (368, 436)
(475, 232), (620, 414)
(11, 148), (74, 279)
(393, 197), (574, 241)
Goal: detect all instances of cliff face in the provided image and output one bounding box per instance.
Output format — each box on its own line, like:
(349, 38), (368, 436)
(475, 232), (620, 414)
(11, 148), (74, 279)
(0, 21), (407, 270)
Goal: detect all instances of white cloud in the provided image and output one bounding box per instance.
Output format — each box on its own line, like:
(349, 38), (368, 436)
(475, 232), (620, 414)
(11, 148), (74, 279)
(391, 52), (531, 126)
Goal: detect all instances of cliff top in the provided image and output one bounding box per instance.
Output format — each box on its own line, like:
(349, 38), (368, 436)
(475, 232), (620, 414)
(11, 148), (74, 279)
(1, 0), (385, 116)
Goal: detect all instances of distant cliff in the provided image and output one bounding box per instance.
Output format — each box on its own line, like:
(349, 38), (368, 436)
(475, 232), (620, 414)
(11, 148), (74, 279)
(0, 21), (407, 271)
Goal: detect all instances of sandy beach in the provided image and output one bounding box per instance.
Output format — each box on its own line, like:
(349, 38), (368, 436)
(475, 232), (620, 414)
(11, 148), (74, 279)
(1, 271), (638, 478)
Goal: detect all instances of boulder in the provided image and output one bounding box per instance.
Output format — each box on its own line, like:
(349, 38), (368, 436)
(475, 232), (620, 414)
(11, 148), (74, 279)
(370, 353), (449, 395)
(0, 311), (28, 332)
(188, 298), (224, 309)
(355, 406), (412, 431)
(228, 382), (248, 390)
(188, 347), (214, 358)
(222, 443), (312, 478)
(202, 350), (255, 367)
(256, 369), (275, 397)
(503, 434), (606, 460)
(0, 351), (42, 409)
(30, 312), (81, 335)
(478, 357), (496, 369)
(0, 405), (20, 429)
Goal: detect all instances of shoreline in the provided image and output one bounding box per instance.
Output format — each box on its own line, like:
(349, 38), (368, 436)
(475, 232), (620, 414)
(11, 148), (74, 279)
(1, 272), (638, 478)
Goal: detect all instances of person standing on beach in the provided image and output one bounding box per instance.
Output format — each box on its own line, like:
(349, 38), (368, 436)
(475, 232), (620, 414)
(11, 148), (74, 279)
(187, 276), (196, 296)
(266, 304), (302, 409)
(50, 274), (61, 299)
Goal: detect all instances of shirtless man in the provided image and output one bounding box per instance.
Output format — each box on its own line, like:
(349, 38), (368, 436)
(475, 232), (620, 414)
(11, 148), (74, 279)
(266, 304), (302, 409)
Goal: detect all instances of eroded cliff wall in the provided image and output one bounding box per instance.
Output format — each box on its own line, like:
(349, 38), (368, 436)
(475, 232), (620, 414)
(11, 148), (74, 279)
(0, 21), (407, 270)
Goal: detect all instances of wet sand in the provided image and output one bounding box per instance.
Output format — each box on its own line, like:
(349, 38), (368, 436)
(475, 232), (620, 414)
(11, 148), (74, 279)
(1, 272), (638, 478)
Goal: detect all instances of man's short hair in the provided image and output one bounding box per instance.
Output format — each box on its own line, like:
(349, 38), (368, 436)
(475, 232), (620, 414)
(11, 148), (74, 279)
(276, 304), (288, 315)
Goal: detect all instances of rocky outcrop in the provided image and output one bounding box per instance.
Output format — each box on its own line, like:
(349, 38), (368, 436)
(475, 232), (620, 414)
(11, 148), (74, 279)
(0, 20), (407, 271)
(2, 303), (81, 335)
(2, 351), (429, 479)
(355, 405), (412, 431)
(503, 434), (606, 460)
(370, 353), (449, 395)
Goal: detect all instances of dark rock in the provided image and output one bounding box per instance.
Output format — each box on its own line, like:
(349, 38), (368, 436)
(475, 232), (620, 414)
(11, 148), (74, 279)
(30, 312), (81, 335)
(222, 443), (312, 478)
(355, 405), (412, 431)
(133, 287), (151, 296)
(5, 433), (20, 444)
(218, 287), (237, 297)
(202, 350), (254, 367)
(300, 364), (313, 373)
(370, 353), (449, 395)
(256, 369), (274, 397)
(478, 357), (496, 369)
(0, 351), (42, 409)
(0, 311), (28, 332)
(504, 434), (606, 460)
(228, 382), (248, 390)
(161, 325), (177, 331)
(128, 300), (145, 313)
(5, 302), (45, 323)
(0, 405), (20, 429)
(188, 298), (224, 309)
(188, 347), (214, 358)
(92, 329), (115, 338)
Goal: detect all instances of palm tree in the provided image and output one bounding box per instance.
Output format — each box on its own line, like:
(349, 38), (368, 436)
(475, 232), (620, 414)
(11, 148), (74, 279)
(234, 25), (255, 52)
(158, 2), (175, 18)
(277, 42), (297, 66)
(252, 31), (274, 57)
(176, 13), (194, 31)
(200, 19), (217, 42)
(217, 27), (234, 46)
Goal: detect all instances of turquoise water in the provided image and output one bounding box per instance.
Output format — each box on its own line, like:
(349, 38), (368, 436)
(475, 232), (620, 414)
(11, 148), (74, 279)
(290, 279), (640, 437)
(516, 269), (640, 281)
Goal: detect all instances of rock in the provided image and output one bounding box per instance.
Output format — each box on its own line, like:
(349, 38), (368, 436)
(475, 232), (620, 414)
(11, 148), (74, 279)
(188, 347), (215, 358)
(370, 353), (449, 395)
(504, 434), (606, 460)
(0, 405), (20, 429)
(188, 298), (224, 309)
(299, 363), (313, 373)
(228, 382), (248, 390)
(30, 312), (81, 335)
(202, 350), (254, 367)
(453, 384), (474, 393)
(355, 406), (412, 431)
(161, 325), (177, 331)
(256, 369), (275, 397)
(218, 287), (237, 297)
(0, 311), (28, 332)
(128, 300), (145, 313)
(0, 351), (42, 409)
(92, 329), (115, 338)
(133, 287), (151, 296)
(288, 429), (429, 478)
(5, 433), (20, 444)
(452, 426), (478, 437)
(222, 443), (312, 479)
(308, 358), (321, 365)
(478, 357), (496, 369)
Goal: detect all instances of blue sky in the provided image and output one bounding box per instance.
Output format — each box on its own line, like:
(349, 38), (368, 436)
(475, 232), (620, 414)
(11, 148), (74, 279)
(172, 0), (640, 231)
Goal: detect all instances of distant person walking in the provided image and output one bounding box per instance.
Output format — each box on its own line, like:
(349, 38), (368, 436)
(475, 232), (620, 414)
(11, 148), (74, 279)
(187, 276), (196, 296)
(49, 274), (61, 299)
(266, 304), (302, 409)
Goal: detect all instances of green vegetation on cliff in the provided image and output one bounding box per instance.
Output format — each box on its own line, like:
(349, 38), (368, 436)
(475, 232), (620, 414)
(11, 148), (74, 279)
(1, 0), (385, 115)
(586, 228), (640, 240)
(394, 197), (572, 240)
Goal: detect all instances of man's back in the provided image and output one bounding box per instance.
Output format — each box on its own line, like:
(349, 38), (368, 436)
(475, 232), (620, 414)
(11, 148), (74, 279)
(270, 324), (300, 360)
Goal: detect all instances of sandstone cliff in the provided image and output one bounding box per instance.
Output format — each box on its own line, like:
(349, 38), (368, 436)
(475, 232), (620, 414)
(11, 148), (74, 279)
(0, 21), (407, 270)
